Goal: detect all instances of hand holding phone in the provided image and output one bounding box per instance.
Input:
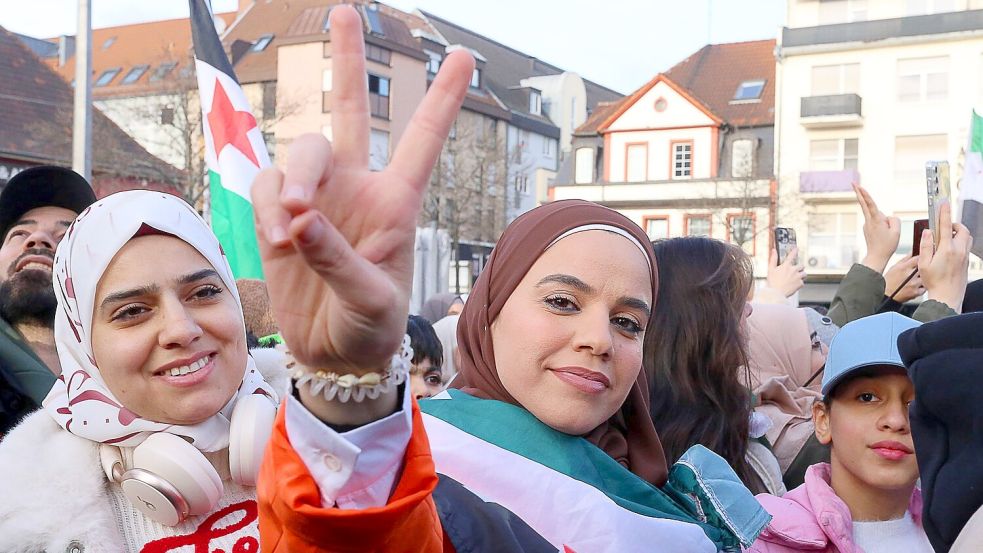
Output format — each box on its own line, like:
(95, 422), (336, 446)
(774, 227), (797, 265)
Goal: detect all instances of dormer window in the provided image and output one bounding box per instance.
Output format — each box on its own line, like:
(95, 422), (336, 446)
(529, 90), (542, 115)
(101, 37), (116, 50)
(252, 34), (273, 52)
(733, 80), (765, 101)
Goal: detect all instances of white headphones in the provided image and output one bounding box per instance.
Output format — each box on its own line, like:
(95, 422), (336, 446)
(99, 394), (277, 526)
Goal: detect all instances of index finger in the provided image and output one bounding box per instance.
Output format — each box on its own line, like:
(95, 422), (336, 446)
(388, 50), (474, 191)
(854, 183), (872, 221)
(938, 201), (954, 246)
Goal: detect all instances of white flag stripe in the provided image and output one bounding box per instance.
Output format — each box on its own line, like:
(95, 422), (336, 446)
(422, 413), (717, 553)
(195, 59), (270, 201)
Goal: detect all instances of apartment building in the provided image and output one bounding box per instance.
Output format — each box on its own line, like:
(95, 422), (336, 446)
(776, 0), (983, 282)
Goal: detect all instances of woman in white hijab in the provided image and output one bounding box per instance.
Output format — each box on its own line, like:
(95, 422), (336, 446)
(0, 191), (287, 552)
(430, 313), (459, 383)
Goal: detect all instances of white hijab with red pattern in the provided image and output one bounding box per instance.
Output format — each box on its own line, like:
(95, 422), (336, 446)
(42, 190), (277, 451)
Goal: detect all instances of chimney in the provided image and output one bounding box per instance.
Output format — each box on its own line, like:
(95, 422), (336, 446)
(58, 35), (75, 67)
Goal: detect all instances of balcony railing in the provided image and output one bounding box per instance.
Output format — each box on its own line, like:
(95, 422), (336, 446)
(800, 169), (858, 194)
(800, 94), (862, 128)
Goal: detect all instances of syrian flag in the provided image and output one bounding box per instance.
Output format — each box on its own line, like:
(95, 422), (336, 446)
(962, 110), (983, 259)
(190, 0), (269, 279)
(421, 390), (769, 552)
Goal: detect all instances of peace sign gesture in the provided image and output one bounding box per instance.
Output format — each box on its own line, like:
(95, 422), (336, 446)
(252, 6), (473, 380)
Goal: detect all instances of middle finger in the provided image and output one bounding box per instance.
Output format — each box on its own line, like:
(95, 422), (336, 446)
(327, 5), (370, 169)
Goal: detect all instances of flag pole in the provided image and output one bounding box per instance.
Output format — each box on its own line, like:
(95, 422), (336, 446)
(72, 0), (92, 182)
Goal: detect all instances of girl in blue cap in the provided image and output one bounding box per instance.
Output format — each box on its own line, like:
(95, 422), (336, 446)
(750, 312), (932, 553)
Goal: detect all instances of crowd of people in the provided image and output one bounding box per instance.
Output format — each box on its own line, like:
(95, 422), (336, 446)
(0, 6), (981, 552)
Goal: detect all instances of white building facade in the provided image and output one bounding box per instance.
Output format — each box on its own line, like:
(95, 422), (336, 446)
(776, 0), (983, 279)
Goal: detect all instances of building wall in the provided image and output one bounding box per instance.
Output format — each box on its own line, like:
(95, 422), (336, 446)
(275, 39), (426, 166)
(786, 0), (983, 28)
(522, 72), (588, 153)
(96, 92), (191, 170)
(506, 124), (558, 220)
(777, 8), (983, 274)
(607, 127), (715, 182)
(551, 179), (772, 275)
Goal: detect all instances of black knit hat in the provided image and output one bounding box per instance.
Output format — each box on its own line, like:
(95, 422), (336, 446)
(0, 166), (96, 241)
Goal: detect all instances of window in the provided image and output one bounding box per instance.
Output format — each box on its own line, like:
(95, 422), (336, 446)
(368, 74), (390, 119)
(625, 143), (648, 182)
(644, 216), (670, 241)
(808, 212), (859, 270)
(160, 106), (175, 125)
(252, 34), (273, 52)
(671, 141), (693, 179)
(906, 0), (957, 15)
(262, 81), (276, 120)
(121, 65), (148, 85)
(529, 90), (542, 115)
(149, 62), (177, 82)
(369, 129), (389, 171)
(811, 63), (860, 96)
(727, 213), (756, 255)
(818, 0), (867, 25)
(365, 43), (392, 65)
(424, 50), (441, 75)
(809, 138), (858, 171)
(322, 69), (332, 112)
(514, 175), (530, 196)
(95, 68), (121, 87)
(732, 139), (754, 178)
(894, 134), (947, 187)
(685, 215), (711, 237)
(470, 68), (481, 88)
(733, 80), (765, 101)
(543, 137), (555, 157)
(898, 57), (949, 102)
(101, 37), (116, 50)
(263, 132), (275, 162)
(575, 147), (594, 184)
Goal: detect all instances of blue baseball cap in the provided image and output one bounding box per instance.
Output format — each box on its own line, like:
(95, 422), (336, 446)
(821, 312), (921, 396)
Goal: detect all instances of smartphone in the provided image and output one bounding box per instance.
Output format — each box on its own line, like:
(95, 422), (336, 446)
(774, 227), (797, 264)
(926, 161), (951, 247)
(912, 219), (929, 256)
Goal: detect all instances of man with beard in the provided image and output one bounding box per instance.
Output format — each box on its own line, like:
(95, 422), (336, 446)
(0, 166), (95, 434)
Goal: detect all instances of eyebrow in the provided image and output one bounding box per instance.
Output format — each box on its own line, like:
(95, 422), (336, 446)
(536, 273), (651, 318)
(99, 269), (221, 310)
(10, 219), (72, 230)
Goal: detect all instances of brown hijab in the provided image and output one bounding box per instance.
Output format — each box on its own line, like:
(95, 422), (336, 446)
(451, 200), (669, 486)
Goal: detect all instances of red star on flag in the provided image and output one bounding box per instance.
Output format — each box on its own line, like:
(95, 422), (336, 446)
(207, 80), (260, 167)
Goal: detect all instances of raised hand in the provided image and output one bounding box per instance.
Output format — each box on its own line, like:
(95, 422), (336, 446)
(854, 183), (901, 273)
(251, 5), (474, 379)
(918, 202), (972, 312)
(883, 255), (924, 303)
(766, 246), (805, 298)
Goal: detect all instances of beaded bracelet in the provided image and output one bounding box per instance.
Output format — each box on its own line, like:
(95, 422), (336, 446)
(288, 334), (412, 403)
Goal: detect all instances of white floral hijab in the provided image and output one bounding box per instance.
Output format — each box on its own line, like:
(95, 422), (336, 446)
(43, 191), (277, 451)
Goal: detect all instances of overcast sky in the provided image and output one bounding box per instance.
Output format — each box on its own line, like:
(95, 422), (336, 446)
(0, 0), (785, 94)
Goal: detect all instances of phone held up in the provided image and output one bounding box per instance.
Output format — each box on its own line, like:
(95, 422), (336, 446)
(774, 227), (797, 265)
(912, 219), (929, 257)
(925, 161), (951, 247)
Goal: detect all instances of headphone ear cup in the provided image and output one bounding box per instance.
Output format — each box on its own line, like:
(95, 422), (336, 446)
(132, 433), (223, 517)
(229, 394), (277, 486)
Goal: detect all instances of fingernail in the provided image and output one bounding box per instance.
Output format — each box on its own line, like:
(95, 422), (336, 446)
(269, 225), (288, 245)
(299, 216), (324, 245)
(284, 185), (306, 202)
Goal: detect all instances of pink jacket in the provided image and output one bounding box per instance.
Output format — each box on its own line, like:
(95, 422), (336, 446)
(749, 464), (923, 552)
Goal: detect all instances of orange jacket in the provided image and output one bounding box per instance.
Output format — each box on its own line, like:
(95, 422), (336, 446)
(258, 399), (452, 552)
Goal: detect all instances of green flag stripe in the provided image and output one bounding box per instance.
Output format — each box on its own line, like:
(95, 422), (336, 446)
(420, 390), (724, 542)
(972, 110), (983, 154)
(209, 170), (263, 280)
